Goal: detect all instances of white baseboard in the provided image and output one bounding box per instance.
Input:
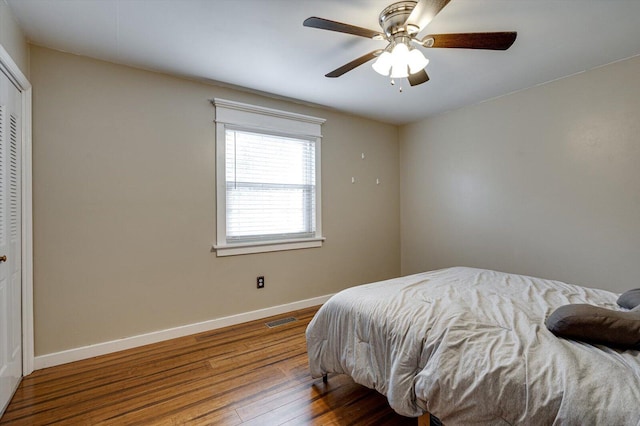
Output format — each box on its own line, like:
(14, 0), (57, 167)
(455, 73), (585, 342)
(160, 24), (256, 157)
(34, 294), (333, 370)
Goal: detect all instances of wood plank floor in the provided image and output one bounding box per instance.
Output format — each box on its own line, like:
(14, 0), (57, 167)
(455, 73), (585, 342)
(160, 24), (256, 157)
(1, 306), (417, 425)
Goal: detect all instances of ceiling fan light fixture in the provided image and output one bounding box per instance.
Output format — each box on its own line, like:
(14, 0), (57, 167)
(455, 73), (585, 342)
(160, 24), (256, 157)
(372, 51), (393, 76)
(390, 63), (409, 79)
(388, 42), (410, 78)
(408, 48), (429, 74)
(377, 41), (426, 79)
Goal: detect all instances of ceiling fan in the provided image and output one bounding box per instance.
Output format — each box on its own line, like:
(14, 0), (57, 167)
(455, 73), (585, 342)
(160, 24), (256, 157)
(303, 0), (517, 89)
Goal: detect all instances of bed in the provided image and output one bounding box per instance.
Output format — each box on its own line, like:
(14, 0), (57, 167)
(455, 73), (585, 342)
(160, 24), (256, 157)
(306, 267), (640, 424)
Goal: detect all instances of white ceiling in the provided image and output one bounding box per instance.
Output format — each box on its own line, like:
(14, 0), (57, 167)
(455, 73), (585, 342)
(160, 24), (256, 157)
(7, 0), (640, 124)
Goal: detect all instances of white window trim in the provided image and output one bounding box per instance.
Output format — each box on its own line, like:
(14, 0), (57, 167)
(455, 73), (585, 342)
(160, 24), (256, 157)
(212, 98), (325, 257)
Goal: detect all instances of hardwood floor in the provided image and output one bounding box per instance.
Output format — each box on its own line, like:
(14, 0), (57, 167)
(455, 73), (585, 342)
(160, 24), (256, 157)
(1, 306), (417, 425)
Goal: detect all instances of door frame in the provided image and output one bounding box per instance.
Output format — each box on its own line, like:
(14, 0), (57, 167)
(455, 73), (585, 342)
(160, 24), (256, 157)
(0, 44), (34, 376)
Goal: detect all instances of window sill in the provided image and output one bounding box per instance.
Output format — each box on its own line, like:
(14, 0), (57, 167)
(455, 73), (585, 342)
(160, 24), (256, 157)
(213, 237), (325, 257)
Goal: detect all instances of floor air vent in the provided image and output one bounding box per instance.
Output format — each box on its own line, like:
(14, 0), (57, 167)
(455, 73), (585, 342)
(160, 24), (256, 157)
(266, 317), (297, 328)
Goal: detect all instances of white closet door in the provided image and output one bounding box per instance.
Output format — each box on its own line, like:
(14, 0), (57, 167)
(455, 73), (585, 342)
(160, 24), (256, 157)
(0, 67), (22, 417)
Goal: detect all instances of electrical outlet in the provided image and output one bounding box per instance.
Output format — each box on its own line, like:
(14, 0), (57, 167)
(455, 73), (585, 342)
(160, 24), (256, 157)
(257, 276), (265, 289)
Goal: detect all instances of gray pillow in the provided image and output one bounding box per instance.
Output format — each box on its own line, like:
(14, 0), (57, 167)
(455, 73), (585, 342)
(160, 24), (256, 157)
(546, 304), (640, 349)
(617, 288), (640, 310)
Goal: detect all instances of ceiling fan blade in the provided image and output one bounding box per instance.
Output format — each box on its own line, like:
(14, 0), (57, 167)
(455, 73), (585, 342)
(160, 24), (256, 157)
(408, 69), (430, 86)
(303, 17), (383, 39)
(404, 0), (451, 32)
(424, 32), (517, 50)
(325, 50), (382, 78)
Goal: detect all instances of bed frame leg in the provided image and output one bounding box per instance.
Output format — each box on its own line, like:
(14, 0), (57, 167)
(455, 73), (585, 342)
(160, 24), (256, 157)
(418, 412), (431, 426)
(322, 373), (328, 383)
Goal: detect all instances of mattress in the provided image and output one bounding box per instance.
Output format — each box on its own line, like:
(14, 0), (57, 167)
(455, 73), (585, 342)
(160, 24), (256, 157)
(305, 267), (640, 424)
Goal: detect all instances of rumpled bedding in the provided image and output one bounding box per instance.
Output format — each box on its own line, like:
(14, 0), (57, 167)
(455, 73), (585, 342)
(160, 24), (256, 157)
(305, 267), (640, 424)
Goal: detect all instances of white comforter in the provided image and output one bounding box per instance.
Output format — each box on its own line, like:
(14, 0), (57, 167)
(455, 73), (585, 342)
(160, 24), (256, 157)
(306, 267), (640, 424)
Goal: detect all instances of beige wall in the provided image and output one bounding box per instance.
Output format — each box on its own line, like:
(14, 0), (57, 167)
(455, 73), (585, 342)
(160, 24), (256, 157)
(30, 46), (400, 356)
(400, 56), (640, 293)
(31, 35), (640, 357)
(0, 0), (28, 76)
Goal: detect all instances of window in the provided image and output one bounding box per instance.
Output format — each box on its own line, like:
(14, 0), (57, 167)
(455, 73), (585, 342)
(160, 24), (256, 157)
(212, 99), (325, 256)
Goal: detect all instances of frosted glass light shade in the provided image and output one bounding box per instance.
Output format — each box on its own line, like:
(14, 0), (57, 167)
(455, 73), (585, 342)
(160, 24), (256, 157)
(408, 49), (429, 74)
(373, 42), (429, 79)
(391, 42), (409, 61)
(372, 51), (393, 76)
(389, 43), (410, 78)
(390, 63), (409, 78)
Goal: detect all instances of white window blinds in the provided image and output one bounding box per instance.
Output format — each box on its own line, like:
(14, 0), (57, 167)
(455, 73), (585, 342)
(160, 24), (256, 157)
(225, 129), (316, 243)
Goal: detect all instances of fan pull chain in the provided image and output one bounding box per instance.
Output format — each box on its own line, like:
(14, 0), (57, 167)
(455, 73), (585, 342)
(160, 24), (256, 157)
(389, 78), (402, 93)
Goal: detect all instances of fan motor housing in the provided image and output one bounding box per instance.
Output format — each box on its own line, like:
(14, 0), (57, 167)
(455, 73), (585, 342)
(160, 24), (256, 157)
(379, 1), (418, 37)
